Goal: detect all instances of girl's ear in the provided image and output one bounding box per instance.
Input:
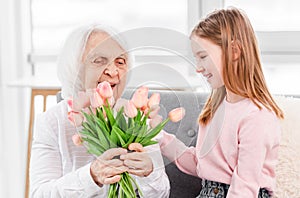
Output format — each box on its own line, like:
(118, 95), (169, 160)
(231, 41), (241, 61)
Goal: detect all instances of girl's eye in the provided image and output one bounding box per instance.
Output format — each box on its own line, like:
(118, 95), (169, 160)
(115, 58), (126, 66)
(200, 55), (208, 59)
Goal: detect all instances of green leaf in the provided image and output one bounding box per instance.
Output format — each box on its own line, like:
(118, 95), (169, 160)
(112, 125), (127, 140)
(110, 129), (120, 146)
(119, 173), (136, 197)
(80, 129), (97, 140)
(141, 113), (149, 125)
(96, 107), (110, 131)
(134, 109), (142, 123)
(128, 117), (134, 128)
(82, 122), (97, 137)
(82, 137), (104, 155)
(93, 117), (110, 136)
(128, 173), (143, 197)
(87, 147), (102, 156)
(94, 124), (110, 150)
(118, 114), (127, 131)
(114, 107), (124, 124)
(103, 105), (115, 128)
(82, 109), (95, 124)
(141, 139), (158, 147)
(115, 107), (128, 131)
(108, 183), (118, 198)
(133, 124), (148, 143)
(96, 108), (104, 121)
(122, 124), (144, 147)
(140, 118), (169, 143)
(111, 126), (126, 147)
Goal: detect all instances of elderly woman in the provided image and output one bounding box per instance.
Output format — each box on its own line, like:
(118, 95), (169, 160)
(30, 24), (170, 197)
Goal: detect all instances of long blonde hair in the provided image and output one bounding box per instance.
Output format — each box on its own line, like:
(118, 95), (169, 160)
(192, 7), (284, 125)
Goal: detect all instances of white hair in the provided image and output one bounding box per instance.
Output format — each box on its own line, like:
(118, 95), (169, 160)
(57, 24), (133, 99)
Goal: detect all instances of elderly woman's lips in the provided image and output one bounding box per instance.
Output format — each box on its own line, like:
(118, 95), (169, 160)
(97, 81), (118, 88)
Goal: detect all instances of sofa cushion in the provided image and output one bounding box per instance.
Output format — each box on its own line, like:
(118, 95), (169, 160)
(273, 96), (300, 198)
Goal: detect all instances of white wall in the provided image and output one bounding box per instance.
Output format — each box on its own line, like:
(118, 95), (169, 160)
(0, 0), (30, 197)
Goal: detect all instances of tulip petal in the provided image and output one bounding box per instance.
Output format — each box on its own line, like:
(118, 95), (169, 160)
(148, 104), (160, 119)
(72, 134), (82, 146)
(98, 81), (113, 99)
(124, 101), (138, 118)
(148, 93), (160, 108)
(149, 115), (163, 128)
(168, 107), (185, 122)
(131, 86), (149, 108)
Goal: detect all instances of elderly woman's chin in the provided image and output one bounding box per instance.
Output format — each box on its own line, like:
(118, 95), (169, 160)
(111, 84), (123, 100)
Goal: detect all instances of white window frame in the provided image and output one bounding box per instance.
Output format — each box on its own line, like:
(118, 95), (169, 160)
(26, 0), (300, 77)
(26, 0), (201, 76)
(199, 0), (300, 64)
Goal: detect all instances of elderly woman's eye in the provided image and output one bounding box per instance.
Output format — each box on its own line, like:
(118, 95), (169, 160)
(115, 58), (126, 66)
(93, 57), (107, 65)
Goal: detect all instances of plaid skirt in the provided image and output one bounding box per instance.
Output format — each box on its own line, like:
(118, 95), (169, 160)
(196, 179), (271, 198)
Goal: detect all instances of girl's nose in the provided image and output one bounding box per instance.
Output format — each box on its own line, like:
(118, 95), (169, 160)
(196, 65), (205, 73)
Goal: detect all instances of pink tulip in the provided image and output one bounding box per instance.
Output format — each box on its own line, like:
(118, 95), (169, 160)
(124, 101), (138, 118)
(114, 98), (128, 112)
(68, 111), (84, 126)
(68, 92), (91, 112)
(74, 91), (90, 110)
(89, 91), (103, 108)
(104, 96), (115, 107)
(148, 104), (160, 119)
(149, 115), (163, 128)
(141, 105), (149, 115)
(168, 107), (185, 122)
(72, 134), (82, 146)
(131, 86), (149, 108)
(97, 81), (113, 99)
(67, 97), (73, 109)
(148, 93), (160, 108)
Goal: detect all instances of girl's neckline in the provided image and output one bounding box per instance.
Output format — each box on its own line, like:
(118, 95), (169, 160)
(224, 96), (248, 105)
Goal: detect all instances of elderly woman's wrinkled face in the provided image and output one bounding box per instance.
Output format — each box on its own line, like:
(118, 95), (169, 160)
(82, 31), (128, 100)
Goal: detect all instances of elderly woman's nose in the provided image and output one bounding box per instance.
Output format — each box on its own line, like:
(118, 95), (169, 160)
(104, 62), (118, 76)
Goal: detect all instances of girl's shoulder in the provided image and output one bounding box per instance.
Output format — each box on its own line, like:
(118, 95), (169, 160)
(225, 98), (279, 125)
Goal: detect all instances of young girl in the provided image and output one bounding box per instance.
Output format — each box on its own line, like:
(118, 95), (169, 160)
(159, 7), (283, 198)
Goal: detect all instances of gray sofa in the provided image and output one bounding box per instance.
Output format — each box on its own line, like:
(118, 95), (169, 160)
(122, 90), (209, 198)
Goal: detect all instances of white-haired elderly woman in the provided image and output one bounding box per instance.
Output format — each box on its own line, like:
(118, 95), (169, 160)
(30, 24), (170, 197)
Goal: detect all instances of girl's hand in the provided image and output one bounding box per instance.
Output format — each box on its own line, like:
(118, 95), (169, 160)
(90, 148), (128, 186)
(120, 143), (153, 177)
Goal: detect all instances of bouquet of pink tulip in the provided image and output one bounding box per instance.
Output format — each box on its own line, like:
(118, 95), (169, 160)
(67, 81), (185, 198)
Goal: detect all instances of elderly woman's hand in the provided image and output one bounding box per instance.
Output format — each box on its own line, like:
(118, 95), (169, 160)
(90, 148), (128, 187)
(120, 143), (153, 177)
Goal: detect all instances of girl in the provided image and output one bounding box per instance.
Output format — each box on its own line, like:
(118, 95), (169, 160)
(159, 7), (283, 198)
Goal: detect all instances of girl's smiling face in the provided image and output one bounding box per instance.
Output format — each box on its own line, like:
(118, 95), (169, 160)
(191, 34), (224, 89)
